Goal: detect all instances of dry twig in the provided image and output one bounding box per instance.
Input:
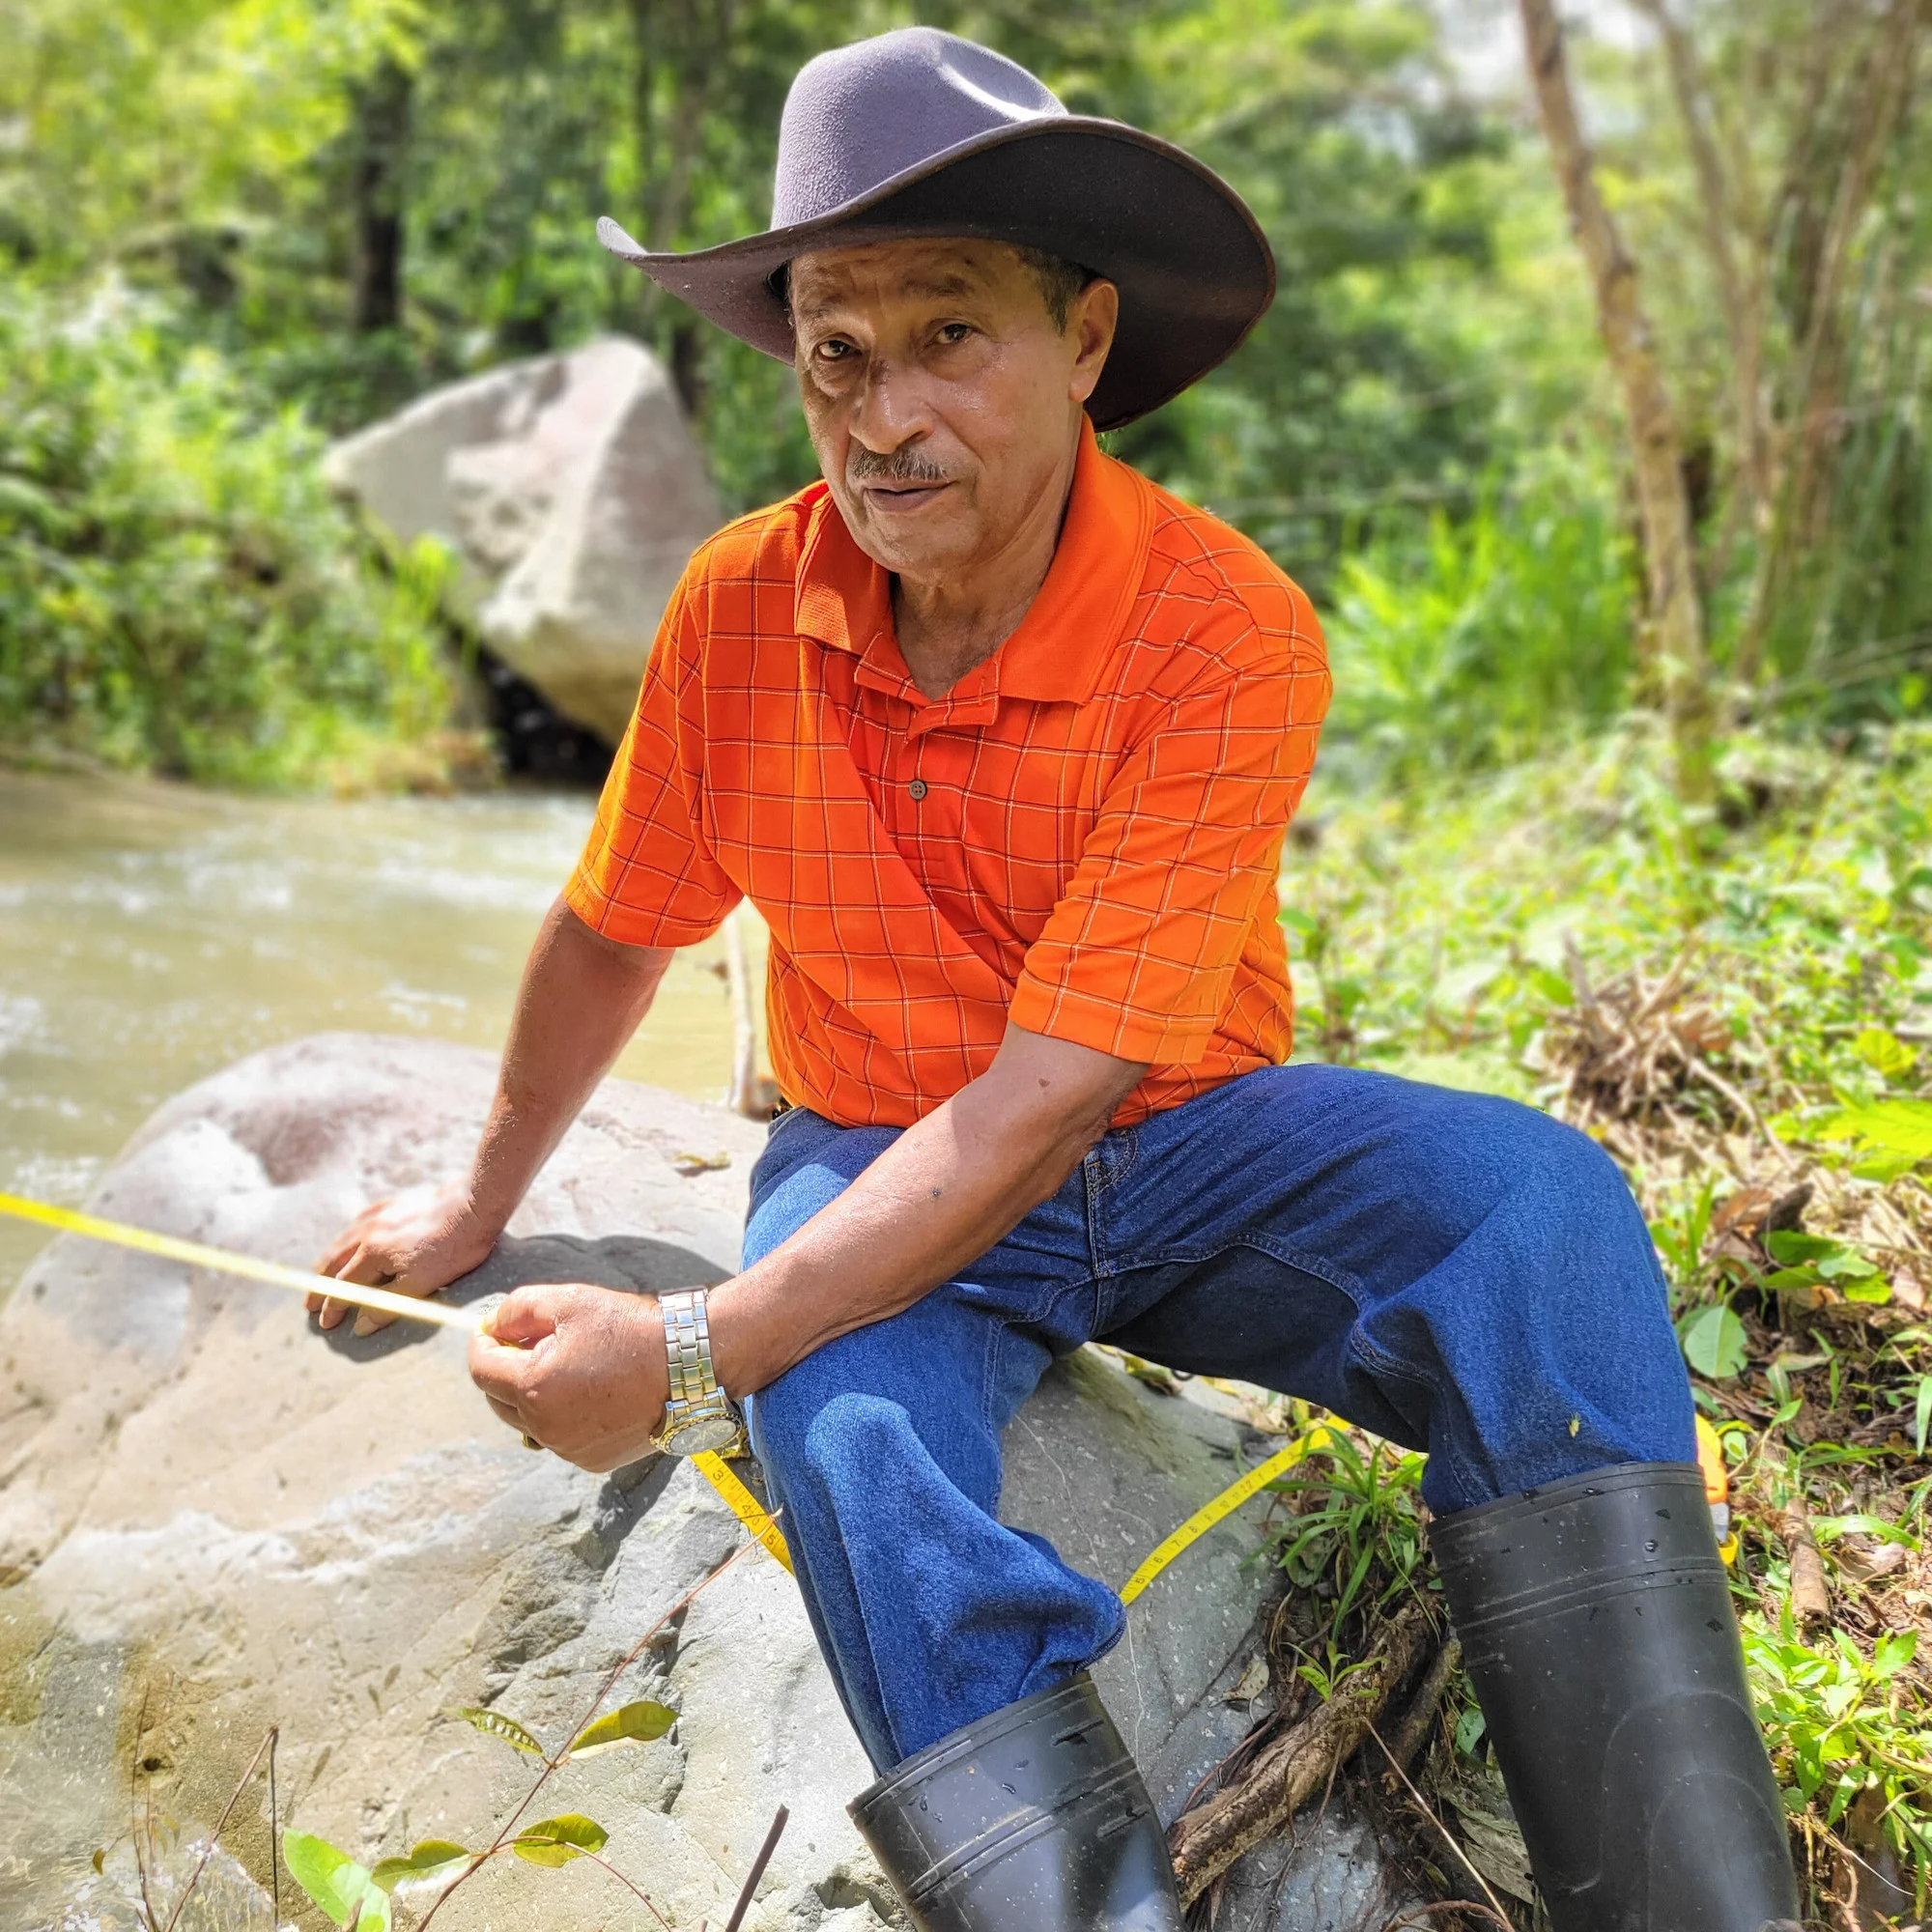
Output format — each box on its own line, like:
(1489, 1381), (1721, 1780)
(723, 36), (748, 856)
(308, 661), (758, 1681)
(1777, 1497), (1833, 1633)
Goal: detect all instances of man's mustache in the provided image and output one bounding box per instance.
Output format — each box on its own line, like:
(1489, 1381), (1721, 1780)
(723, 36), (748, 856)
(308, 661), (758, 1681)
(847, 446), (954, 487)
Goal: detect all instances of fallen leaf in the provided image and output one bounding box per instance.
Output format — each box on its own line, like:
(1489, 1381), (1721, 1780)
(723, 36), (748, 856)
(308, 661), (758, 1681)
(1224, 1654), (1269, 1703)
(671, 1150), (732, 1177)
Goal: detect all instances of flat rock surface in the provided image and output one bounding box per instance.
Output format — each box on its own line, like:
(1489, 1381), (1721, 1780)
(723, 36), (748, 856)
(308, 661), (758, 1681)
(0, 1033), (1391, 1929)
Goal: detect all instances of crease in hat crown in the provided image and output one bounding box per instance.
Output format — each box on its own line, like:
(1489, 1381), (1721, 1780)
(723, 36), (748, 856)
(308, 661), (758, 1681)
(772, 30), (1069, 227)
(593, 24), (1276, 430)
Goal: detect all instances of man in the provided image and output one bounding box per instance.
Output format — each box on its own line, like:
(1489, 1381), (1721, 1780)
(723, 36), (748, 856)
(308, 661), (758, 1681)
(314, 29), (1800, 1932)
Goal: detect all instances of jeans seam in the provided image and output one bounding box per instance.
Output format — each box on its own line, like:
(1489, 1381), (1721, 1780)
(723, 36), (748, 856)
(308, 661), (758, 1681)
(1106, 1233), (1371, 1321)
(1083, 1151), (1108, 1276)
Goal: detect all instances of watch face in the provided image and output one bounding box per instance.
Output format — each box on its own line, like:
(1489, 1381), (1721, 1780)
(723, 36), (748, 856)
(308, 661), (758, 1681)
(663, 1414), (743, 1456)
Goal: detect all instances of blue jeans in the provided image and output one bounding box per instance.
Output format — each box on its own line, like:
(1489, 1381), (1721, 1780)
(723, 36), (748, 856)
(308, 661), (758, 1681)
(741, 1064), (1694, 1773)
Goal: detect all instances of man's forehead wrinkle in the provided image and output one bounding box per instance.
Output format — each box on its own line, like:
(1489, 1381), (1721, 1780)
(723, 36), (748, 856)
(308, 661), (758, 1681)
(792, 270), (989, 311)
(790, 241), (1017, 310)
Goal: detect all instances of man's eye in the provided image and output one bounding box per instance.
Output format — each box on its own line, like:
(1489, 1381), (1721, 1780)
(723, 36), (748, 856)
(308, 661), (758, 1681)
(815, 339), (854, 361)
(937, 323), (973, 345)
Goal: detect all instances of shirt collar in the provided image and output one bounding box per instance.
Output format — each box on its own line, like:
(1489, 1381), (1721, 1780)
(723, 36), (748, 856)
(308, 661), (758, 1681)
(793, 415), (1155, 705)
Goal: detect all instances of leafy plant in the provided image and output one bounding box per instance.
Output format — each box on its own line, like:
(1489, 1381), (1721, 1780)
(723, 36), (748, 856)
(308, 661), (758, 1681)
(1760, 1230), (1892, 1309)
(275, 1546), (776, 1932)
(0, 284), (460, 789)
(1267, 1432), (1430, 1634)
(1745, 1615), (1932, 1886)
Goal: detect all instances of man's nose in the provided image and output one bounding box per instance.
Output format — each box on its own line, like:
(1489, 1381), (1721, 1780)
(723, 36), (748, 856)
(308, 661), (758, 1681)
(848, 357), (934, 455)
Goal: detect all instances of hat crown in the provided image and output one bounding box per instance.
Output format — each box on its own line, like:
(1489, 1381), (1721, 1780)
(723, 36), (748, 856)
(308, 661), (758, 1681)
(773, 28), (1066, 230)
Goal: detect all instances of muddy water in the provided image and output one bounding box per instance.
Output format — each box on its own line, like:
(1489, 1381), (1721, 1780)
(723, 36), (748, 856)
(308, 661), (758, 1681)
(0, 766), (754, 1296)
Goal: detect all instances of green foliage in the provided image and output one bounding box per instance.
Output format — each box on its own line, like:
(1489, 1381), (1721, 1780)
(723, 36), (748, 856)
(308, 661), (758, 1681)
(368, 1839), (474, 1891)
(565, 1697), (677, 1759)
(1679, 1302), (1750, 1379)
(1321, 458), (1636, 788)
(0, 283), (455, 786)
(510, 1814), (609, 1867)
(1266, 1430), (1430, 1642)
(451, 1704), (548, 1759)
(1745, 1619), (1931, 1873)
(283, 1829), (392, 1929)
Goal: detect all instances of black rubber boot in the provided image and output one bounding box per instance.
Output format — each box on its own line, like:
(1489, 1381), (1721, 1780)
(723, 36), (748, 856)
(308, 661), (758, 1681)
(848, 1673), (1183, 1931)
(1431, 1461), (1803, 1932)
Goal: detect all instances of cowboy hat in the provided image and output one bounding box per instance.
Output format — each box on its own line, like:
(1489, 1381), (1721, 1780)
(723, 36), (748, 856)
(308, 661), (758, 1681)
(596, 27), (1274, 430)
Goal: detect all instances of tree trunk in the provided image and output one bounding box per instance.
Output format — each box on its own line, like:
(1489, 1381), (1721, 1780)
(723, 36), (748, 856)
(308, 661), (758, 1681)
(1633, 0), (1772, 538)
(349, 53), (412, 334)
(625, 0), (733, 425)
(1519, 0), (1712, 800)
(1735, 0), (1926, 685)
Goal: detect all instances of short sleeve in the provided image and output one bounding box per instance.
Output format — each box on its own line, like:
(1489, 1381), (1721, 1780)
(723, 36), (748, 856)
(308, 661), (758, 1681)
(1007, 639), (1330, 1064)
(564, 582), (741, 947)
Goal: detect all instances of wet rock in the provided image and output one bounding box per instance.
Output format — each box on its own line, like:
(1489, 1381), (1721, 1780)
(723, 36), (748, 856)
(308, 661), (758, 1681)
(0, 1033), (1389, 1930)
(326, 338), (720, 742)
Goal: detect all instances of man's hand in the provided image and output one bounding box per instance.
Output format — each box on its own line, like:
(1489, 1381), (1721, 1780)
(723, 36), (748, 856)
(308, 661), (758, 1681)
(309, 1181), (499, 1334)
(469, 1284), (670, 1471)
(307, 899), (675, 1337)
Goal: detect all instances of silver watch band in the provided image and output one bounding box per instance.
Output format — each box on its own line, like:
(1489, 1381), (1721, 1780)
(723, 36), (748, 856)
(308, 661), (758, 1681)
(660, 1289), (719, 1406)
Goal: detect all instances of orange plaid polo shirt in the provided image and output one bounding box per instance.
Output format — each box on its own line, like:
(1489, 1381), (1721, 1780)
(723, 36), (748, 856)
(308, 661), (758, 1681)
(566, 417), (1329, 1129)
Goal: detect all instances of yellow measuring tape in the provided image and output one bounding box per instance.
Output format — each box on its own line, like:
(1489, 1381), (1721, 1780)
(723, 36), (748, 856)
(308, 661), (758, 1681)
(1120, 1422), (1337, 1604)
(693, 1449), (794, 1573)
(0, 1191), (479, 1331)
(1, 1190), (1309, 1604)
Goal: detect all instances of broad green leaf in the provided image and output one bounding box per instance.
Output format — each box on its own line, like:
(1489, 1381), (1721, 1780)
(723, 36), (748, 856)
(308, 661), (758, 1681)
(452, 1707), (547, 1759)
(511, 1815), (609, 1868)
(1874, 1632), (1918, 1675)
(1765, 1232), (1838, 1264)
(369, 1840), (474, 1892)
(1917, 1375), (1932, 1458)
(1853, 1028), (1918, 1079)
(282, 1833), (390, 1929)
(1762, 1266), (1822, 1293)
(1455, 1706), (1486, 1755)
(1681, 1304), (1750, 1380)
(1852, 1151), (1920, 1183)
(565, 1699), (677, 1760)
(1815, 1100), (1932, 1159)
(1816, 1248), (1879, 1280)
(1839, 1276), (1890, 1305)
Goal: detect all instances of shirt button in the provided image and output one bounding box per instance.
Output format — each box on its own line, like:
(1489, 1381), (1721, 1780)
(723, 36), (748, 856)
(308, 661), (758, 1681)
(908, 778), (928, 801)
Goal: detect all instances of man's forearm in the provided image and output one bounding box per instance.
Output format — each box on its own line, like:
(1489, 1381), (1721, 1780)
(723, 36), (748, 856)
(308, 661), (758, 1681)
(708, 1026), (1145, 1397)
(464, 896), (673, 1233)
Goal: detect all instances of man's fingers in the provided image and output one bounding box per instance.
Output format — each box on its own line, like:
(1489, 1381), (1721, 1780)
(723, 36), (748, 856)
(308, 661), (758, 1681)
(484, 1394), (526, 1432)
(485, 1285), (565, 1348)
(469, 1330), (540, 1407)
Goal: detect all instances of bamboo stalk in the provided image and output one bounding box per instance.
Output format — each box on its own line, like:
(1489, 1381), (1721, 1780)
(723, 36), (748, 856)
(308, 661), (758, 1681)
(724, 905), (760, 1119)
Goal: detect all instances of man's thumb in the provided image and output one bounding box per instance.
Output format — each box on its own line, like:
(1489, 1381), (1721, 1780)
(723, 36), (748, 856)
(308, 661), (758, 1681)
(479, 1285), (558, 1348)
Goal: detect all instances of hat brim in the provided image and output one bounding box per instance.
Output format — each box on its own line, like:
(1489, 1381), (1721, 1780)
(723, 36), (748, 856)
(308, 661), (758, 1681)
(598, 118), (1274, 431)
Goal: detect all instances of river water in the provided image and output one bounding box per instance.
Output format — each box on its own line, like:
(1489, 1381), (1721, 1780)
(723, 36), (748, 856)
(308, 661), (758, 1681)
(0, 766), (750, 1296)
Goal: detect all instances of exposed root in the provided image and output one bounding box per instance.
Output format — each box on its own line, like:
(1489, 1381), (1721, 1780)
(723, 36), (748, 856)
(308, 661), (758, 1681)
(1167, 1602), (1432, 1909)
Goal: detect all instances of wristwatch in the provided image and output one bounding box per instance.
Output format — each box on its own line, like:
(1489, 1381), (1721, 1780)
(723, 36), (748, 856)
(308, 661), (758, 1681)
(654, 1289), (745, 1457)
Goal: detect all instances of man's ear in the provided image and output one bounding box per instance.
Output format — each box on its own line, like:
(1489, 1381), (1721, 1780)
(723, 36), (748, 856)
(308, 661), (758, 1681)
(1067, 279), (1120, 408)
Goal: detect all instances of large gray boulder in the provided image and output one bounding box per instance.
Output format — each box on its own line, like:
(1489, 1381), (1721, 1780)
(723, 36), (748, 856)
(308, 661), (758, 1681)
(325, 339), (722, 742)
(0, 1035), (1391, 1932)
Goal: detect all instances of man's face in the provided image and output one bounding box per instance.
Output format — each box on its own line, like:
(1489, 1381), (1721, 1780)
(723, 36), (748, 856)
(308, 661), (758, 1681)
(788, 238), (1118, 585)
